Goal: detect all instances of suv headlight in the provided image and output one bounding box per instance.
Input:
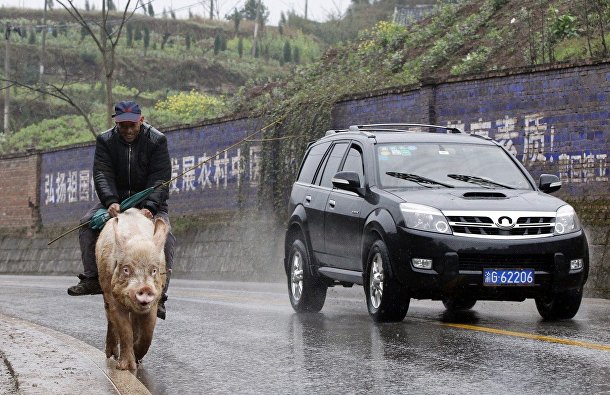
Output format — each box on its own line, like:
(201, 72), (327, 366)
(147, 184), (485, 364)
(400, 203), (452, 234)
(554, 205), (581, 235)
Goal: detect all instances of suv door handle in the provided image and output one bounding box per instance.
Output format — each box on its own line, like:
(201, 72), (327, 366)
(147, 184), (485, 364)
(305, 195), (312, 204)
(328, 199), (336, 208)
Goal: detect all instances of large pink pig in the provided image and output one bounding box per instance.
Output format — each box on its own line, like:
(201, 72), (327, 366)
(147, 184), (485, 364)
(96, 208), (168, 371)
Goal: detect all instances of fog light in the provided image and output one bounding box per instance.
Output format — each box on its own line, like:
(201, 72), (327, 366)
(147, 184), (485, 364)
(570, 258), (583, 271)
(412, 258), (433, 270)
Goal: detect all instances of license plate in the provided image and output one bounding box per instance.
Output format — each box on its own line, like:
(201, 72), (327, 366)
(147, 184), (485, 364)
(483, 269), (534, 286)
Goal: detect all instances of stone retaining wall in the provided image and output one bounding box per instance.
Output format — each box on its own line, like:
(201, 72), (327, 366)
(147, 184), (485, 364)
(0, 211), (286, 283)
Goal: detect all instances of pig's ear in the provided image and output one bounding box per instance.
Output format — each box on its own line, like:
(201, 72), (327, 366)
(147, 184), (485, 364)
(110, 217), (126, 248)
(152, 217), (169, 251)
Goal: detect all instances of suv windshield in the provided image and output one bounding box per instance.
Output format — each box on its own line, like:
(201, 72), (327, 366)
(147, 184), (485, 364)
(377, 142), (532, 189)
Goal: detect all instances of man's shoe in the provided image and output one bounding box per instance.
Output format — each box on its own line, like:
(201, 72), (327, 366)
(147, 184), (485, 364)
(157, 294), (167, 320)
(67, 274), (103, 296)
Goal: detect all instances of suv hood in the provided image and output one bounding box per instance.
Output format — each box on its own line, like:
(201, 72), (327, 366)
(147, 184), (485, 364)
(386, 188), (568, 212)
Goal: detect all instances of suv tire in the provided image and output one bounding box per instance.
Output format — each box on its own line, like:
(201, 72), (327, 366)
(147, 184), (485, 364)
(287, 238), (327, 312)
(364, 239), (409, 322)
(442, 297), (477, 311)
(535, 287), (583, 320)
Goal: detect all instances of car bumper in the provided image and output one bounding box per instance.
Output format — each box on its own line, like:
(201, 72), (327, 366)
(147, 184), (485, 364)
(392, 227), (589, 301)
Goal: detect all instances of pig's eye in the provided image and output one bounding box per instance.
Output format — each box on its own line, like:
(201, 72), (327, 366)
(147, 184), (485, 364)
(151, 268), (157, 276)
(122, 267), (130, 275)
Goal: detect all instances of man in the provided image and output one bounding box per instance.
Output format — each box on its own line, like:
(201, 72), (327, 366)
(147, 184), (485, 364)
(67, 100), (175, 320)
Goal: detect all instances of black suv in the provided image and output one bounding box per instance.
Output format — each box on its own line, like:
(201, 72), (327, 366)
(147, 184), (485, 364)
(284, 124), (589, 322)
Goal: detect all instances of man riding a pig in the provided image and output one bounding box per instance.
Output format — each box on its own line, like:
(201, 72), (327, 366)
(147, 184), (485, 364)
(68, 100), (175, 320)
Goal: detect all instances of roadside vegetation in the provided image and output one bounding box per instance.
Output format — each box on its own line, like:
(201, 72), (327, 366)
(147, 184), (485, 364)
(1, 0), (609, 195)
(248, 0), (610, 211)
(0, 5), (324, 152)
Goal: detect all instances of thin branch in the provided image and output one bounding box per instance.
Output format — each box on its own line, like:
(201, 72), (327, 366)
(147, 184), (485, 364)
(1, 78), (98, 138)
(55, 0), (104, 53)
(111, 0), (138, 48)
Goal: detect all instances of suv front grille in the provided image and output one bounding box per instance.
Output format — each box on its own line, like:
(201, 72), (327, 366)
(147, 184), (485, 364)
(458, 253), (554, 272)
(444, 211), (556, 239)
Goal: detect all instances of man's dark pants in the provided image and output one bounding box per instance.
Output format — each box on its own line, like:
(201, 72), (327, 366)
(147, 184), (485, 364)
(79, 203), (176, 286)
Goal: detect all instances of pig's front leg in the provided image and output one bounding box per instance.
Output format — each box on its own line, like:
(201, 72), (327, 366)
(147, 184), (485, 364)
(103, 297), (119, 359)
(105, 320), (120, 359)
(133, 309), (157, 361)
(108, 308), (137, 371)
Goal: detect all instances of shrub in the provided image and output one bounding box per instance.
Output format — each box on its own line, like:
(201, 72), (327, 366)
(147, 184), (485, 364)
(450, 47), (491, 75)
(1, 114), (106, 153)
(150, 91), (227, 127)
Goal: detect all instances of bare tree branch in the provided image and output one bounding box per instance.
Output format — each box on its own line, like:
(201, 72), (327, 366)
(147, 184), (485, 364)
(0, 77), (98, 138)
(53, 0), (141, 128)
(112, 0), (137, 48)
(55, 0), (104, 53)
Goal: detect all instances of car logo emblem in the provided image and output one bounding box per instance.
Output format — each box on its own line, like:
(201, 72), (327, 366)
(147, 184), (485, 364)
(496, 216), (514, 230)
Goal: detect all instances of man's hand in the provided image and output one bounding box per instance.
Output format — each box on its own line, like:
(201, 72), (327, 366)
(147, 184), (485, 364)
(108, 203), (121, 218)
(141, 208), (153, 219)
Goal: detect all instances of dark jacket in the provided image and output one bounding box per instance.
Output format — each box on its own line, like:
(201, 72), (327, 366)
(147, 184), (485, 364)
(93, 123), (171, 215)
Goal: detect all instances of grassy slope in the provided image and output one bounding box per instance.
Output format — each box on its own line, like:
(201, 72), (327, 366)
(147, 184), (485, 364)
(245, 0), (606, 210)
(0, 7), (323, 147)
(1, 0), (599, 155)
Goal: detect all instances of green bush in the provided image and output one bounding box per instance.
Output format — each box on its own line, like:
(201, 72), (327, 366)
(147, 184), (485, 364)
(1, 114), (106, 154)
(450, 47), (491, 75)
(149, 91), (228, 128)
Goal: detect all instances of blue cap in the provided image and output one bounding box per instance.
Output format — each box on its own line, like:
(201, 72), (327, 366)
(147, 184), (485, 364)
(112, 101), (142, 122)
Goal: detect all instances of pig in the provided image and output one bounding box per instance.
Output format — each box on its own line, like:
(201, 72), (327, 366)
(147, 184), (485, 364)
(95, 208), (168, 371)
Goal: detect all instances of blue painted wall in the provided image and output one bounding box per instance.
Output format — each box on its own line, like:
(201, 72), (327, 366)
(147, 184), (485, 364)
(332, 64), (610, 199)
(39, 117), (264, 225)
(38, 61), (610, 227)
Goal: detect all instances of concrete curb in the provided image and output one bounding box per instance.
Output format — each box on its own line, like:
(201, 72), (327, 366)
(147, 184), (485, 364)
(0, 313), (150, 395)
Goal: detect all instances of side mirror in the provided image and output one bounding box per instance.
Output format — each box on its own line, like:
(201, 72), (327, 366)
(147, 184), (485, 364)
(332, 171), (365, 195)
(539, 174), (561, 193)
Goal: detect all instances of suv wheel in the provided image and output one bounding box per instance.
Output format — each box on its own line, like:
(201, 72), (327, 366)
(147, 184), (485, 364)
(364, 239), (409, 322)
(442, 297), (477, 311)
(535, 287), (583, 320)
(287, 238), (327, 312)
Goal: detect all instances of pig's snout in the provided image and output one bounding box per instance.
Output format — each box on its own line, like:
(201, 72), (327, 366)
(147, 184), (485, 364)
(135, 286), (156, 306)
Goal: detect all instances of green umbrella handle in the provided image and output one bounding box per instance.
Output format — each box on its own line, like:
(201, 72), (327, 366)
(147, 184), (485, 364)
(90, 209), (110, 230)
(88, 186), (157, 230)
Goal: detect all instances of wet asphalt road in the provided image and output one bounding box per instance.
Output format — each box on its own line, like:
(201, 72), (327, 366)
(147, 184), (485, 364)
(1, 274), (610, 394)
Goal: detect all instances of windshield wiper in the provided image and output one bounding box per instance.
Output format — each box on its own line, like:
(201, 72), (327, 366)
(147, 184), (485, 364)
(447, 174), (515, 189)
(386, 172), (454, 188)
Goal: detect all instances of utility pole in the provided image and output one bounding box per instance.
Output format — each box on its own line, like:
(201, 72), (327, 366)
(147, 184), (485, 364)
(40, 0), (48, 84)
(304, 0), (308, 20)
(3, 23), (23, 133)
(209, 0), (213, 19)
(4, 23), (11, 134)
(251, 0), (261, 57)
(101, 0), (113, 129)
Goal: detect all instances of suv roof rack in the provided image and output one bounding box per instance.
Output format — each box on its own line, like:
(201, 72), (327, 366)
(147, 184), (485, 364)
(324, 129), (375, 137)
(349, 123), (464, 134)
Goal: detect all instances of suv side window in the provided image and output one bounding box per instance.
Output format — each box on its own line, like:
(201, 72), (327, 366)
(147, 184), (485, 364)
(341, 145), (364, 185)
(318, 142), (349, 188)
(297, 142), (331, 184)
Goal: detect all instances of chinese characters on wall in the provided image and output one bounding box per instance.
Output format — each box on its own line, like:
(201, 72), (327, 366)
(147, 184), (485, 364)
(447, 114), (608, 184)
(44, 170), (96, 205)
(42, 113), (609, 208)
(43, 145), (261, 206)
